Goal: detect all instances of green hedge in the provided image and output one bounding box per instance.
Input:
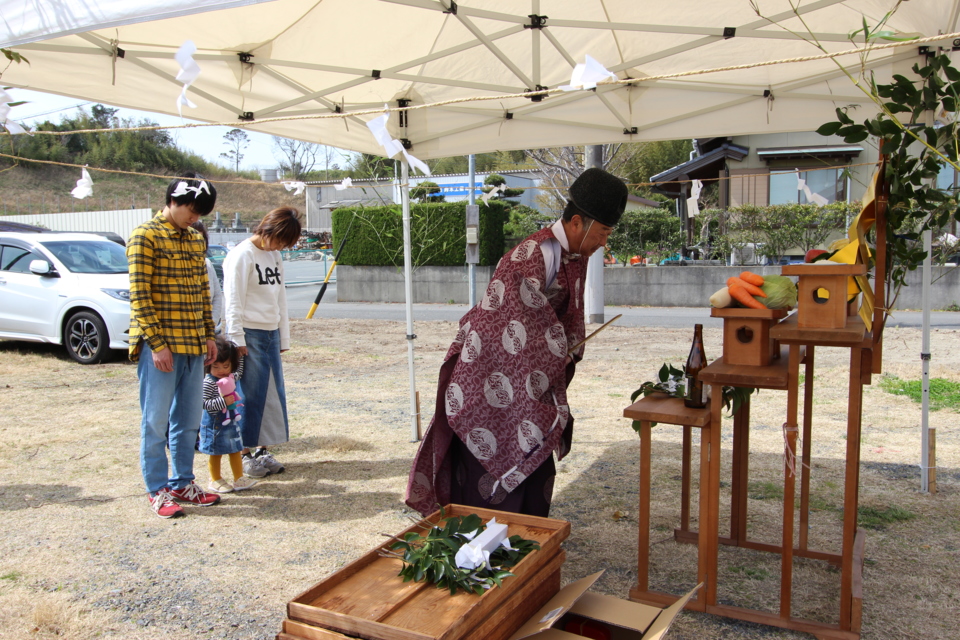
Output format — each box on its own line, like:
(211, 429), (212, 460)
(332, 200), (508, 267)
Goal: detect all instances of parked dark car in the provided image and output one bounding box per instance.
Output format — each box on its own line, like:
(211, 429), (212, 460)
(207, 244), (227, 286)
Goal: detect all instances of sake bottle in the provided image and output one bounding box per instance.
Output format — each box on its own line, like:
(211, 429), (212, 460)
(684, 324), (707, 408)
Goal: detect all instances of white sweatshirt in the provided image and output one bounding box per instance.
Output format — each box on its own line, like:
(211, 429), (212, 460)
(222, 239), (290, 350)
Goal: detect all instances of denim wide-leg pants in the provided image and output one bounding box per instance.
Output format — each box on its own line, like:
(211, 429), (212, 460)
(138, 343), (204, 495)
(237, 327), (289, 448)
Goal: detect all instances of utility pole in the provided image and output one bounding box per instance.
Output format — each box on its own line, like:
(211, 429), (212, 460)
(584, 145), (605, 324)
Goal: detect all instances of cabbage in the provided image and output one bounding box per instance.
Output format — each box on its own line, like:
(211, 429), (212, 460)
(756, 275), (797, 310)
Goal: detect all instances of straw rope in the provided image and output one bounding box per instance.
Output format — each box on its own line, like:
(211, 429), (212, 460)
(0, 150), (881, 191)
(2, 30), (958, 138)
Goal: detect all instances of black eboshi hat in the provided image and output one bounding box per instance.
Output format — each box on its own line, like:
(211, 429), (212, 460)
(568, 167), (628, 227)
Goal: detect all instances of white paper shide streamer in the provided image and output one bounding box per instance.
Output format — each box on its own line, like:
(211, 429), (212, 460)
(559, 54), (617, 91)
(481, 183), (506, 205)
(175, 40), (201, 116)
(686, 179), (703, 217)
(334, 177), (353, 191)
(170, 180), (210, 198)
(796, 170), (829, 206)
(71, 168), (94, 199)
(283, 181), (306, 196)
(0, 89), (28, 135)
(365, 106), (431, 176)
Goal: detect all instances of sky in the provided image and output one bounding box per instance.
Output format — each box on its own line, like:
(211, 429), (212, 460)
(7, 88), (350, 174)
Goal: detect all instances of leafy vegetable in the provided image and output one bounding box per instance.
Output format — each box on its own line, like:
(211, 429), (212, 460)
(757, 275), (797, 310)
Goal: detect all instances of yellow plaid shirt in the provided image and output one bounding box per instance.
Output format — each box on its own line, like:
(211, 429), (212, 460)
(127, 212), (214, 361)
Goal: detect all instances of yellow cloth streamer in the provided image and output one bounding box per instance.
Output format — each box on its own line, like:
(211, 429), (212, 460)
(826, 167), (882, 331)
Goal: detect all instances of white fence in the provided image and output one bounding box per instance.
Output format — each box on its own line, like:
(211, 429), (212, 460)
(1, 209), (154, 240)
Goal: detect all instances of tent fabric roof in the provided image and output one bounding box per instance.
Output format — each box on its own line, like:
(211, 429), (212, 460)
(2, 1), (958, 160)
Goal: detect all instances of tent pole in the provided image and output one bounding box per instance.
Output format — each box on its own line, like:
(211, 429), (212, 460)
(919, 105), (936, 493)
(920, 226), (933, 492)
(584, 145), (604, 324)
(468, 153), (477, 307)
(401, 160), (420, 442)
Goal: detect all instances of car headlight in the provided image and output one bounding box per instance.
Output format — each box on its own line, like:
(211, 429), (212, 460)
(101, 288), (131, 301)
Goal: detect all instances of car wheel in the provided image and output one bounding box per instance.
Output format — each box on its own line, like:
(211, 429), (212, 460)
(64, 311), (111, 364)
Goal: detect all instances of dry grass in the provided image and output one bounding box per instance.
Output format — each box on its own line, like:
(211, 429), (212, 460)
(0, 165), (302, 221)
(0, 320), (958, 640)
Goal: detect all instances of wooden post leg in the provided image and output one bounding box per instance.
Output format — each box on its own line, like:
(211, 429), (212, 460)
(681, 425), (692, 533)
(780, 344), (802, 619)
(799, 346), (815, 551)
(731, 399), (750, 544)
(637, 420), (652, 594)
(704, 384), (722, 607)
(840, 348), (865, 630)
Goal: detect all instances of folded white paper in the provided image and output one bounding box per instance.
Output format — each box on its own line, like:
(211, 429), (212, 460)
(454, 518), (508, 570)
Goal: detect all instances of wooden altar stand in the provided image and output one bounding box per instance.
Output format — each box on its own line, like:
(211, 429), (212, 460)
(626, 323), (871, 640)
(623, 159), (890, 640)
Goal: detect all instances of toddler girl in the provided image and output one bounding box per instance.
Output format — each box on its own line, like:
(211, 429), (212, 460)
(200, 336), (257, 493)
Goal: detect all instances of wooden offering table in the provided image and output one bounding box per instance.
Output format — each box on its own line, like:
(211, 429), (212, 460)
(625, 321), (872, 639)
(622, 394), (711, 609)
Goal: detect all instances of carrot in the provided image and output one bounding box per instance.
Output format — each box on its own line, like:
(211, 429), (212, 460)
(739, 271), (764, 287)
(728, 282), (766, 309)
(727, 276), (766, 298)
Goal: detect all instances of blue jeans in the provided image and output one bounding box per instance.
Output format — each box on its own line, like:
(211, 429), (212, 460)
(138, 344), (204, 495)
(237, 328), (289, 448)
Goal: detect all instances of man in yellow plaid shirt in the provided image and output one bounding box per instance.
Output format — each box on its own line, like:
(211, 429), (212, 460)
(127, 172), (221, 518)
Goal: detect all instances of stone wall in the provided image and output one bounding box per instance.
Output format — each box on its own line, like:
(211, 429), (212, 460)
(337, 264), (960, 310)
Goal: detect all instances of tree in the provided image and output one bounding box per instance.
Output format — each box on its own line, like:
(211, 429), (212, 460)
(220, 128), (249, 173)
(410, 180), (444, 203)
(482, 173), (523, 200)
(607, 209), (683, 266)
(273, 136), (323, 180)
(524, 146), (627, 213)
(349, 153), (393, 179)
(620, 140), (694, 194)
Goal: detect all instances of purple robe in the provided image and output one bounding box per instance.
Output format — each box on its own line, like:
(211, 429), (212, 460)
(405, 226), (588, 515)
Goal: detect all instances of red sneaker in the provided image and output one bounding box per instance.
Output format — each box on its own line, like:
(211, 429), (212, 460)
(150, 490), (185, 519)
(170, 482), (221, 507)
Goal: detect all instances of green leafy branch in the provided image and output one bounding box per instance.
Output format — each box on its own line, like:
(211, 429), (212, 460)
(628, 362), (755, 432)
(750, 0), (960, 175)
(380, 510), (539, 595)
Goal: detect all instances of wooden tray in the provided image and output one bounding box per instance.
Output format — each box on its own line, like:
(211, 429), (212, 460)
(283, 505), (571, 640)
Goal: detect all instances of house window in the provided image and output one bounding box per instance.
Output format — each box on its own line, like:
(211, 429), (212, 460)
(937, 164), (958, 191)
(769, 168), (846, 205)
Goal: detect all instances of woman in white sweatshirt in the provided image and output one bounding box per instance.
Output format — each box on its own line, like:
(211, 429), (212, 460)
(223, 207), (302, 477)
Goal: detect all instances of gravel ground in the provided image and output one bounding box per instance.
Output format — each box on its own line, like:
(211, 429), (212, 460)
(1, 318), (958, 640)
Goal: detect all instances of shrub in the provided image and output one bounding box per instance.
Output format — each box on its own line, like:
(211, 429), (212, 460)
(332, 200), (507, 267)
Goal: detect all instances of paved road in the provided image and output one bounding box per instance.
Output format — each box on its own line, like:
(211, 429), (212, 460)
(286, 282), (960, 329)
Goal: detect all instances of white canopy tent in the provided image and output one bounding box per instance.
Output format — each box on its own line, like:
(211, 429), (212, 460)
(2, 1), (958, 159)
(1, 0), (957, 462)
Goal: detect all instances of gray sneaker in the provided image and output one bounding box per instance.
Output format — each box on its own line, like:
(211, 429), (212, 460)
(242, 453), (269, 478)
(254, 448), (285, 474)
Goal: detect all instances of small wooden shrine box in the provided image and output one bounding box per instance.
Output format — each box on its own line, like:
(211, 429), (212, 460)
(781, 263), (867, 329)
(711, 308), (788, 367)
(279, 505), (570, 640)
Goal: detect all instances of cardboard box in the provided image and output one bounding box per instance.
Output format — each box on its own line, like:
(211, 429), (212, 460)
(509, 572), (700, 640)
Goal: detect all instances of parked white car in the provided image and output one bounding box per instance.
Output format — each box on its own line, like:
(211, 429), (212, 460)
(0, 232), (130, 364)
